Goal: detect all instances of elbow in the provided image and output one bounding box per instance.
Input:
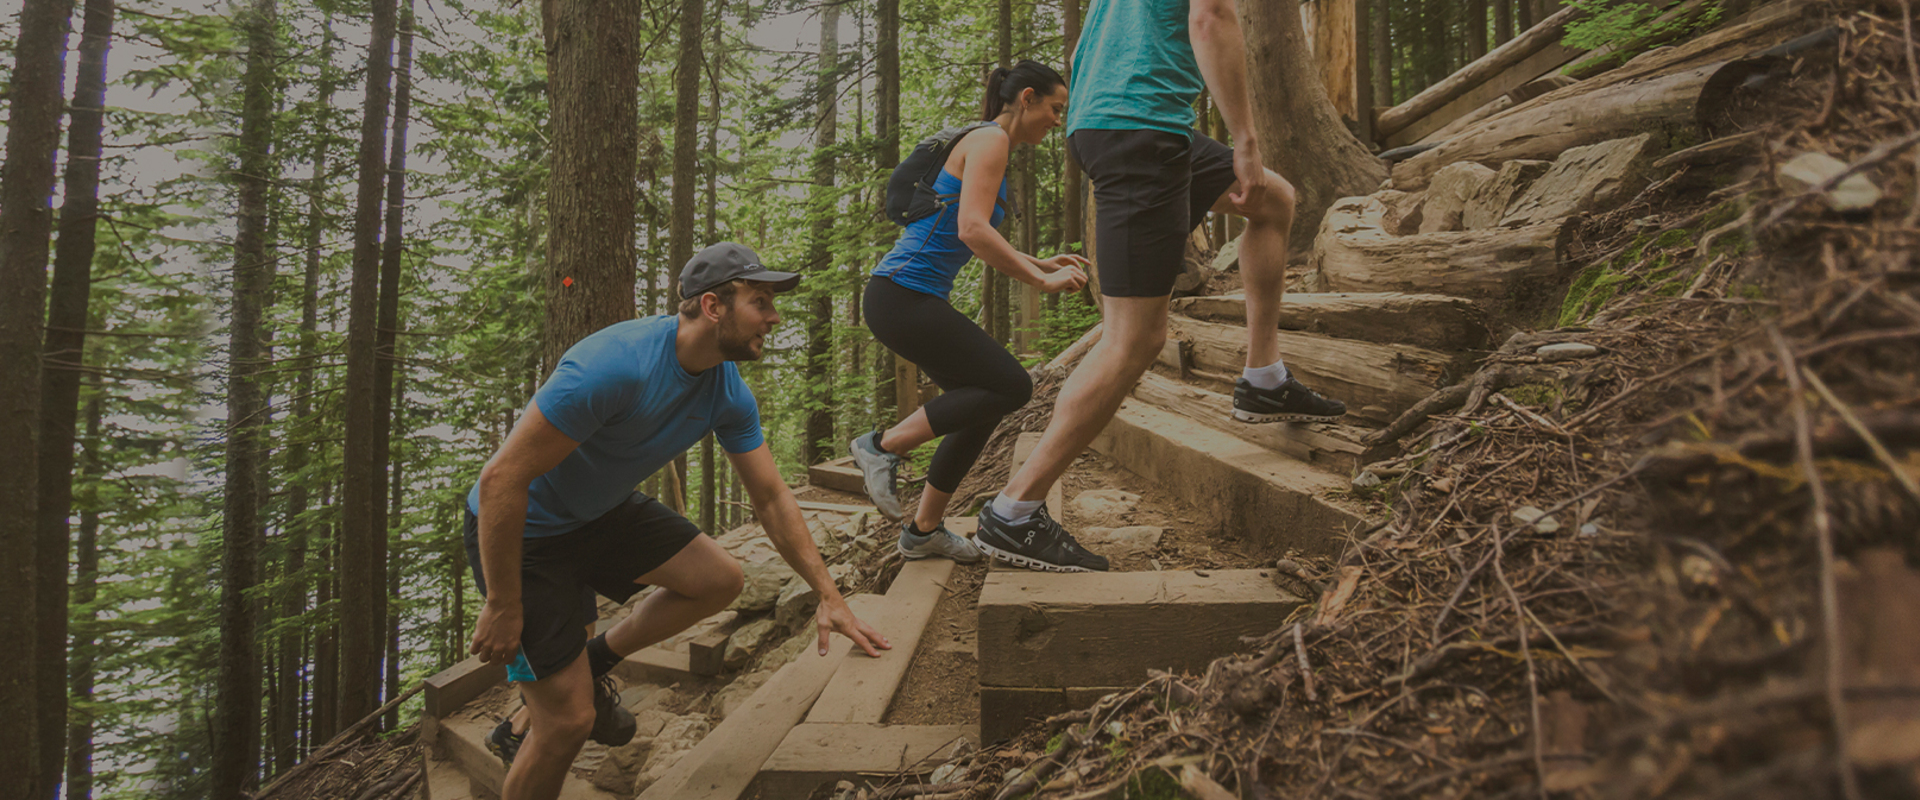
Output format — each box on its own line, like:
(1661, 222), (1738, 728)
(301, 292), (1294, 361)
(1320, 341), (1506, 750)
(1189, 2), (1234, 41)
(958, 224), (993, 250)
(477, 460), (518, 498)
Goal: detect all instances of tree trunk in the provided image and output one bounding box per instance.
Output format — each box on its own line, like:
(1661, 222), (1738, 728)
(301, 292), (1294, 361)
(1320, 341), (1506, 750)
(34, 0), (111, 788)
(312, 520), (338, 745)
(371, 0), (414, 727)
(701, 3), (723, 534)
(339, 0), (397, 730)
(1063, 0), (1084, 247)
(542, 0), (641, 369)
(1373, 3), (1581, 140)
(1353, 0), (1374, 143)
(803, 0), (839, 466)
(212, 0), (278, 791)
(668, 0), (704, 505)
(1308, 195), (1575, 315)
(874, 0), (901, 423)
(64, 398), (102, 800)
(1371, 0), (1391, 117)
(383, 357), (405, 730)
(1238, 0), (1387, 255)
(0, 0), (72, 787)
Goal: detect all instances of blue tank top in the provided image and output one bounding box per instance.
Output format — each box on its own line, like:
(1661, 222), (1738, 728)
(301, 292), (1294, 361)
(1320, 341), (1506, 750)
(872, 168), (1009, 300)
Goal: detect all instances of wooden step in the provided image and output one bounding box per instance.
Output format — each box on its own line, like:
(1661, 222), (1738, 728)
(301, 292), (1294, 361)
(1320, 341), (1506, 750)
(1170, 291), (1494, 352)
(424, 656), (507, 719)
(1131, 371), (1387, 475)
(436, 714), (622, 800)
(1307, 196), (1576, 318)
(751, 723), (976, 797)
(806, 558), (956, 724)
(424, 750), (479, 800)
(1091, 399), (1370, 557)
(807, 457), (865, 494)
(1167, 314), (1458, 426)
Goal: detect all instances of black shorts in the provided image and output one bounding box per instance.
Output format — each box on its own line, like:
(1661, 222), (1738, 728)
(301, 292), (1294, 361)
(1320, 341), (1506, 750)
(463, 493), (701, 682)
(1068, 128), (1237, 297)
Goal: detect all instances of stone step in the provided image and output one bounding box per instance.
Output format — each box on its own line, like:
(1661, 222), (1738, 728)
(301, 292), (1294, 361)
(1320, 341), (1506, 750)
(1167, 314), (1459, 426)
(435, 713), (622, 800)
(1131, 371), (1387, 476)
(1091, 399), (1371, 557)
(751, 723), (976, 797)
(1170, 291), (1495, 352)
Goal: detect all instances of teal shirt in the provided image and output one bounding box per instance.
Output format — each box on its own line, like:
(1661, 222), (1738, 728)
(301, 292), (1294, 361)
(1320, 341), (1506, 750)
(1066, 0), (1204, 136)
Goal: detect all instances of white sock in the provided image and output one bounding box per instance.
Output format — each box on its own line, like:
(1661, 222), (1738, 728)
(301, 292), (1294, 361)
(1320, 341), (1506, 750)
(1243, 359), (1290, 390)
(991, 493), (1043, 523)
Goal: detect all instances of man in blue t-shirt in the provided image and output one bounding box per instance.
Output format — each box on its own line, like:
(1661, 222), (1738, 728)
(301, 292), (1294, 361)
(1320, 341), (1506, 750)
(464, 242), (890, 796)
(974, 0), (1352, 571)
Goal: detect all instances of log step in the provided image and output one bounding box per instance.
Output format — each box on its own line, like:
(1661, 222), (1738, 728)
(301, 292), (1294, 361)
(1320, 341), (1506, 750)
(1091, 399), (1370, 557)
(1170, 291), (1494, 352)
(424, 656), (506, 719)
(807, 457), (865, 494)
(1131, 371), (1388, 476)
(806, 558), (956, 724)
(752, 723), (977, 797)
(436, 714), (622, 800)
(1167, 314), (1458, 426)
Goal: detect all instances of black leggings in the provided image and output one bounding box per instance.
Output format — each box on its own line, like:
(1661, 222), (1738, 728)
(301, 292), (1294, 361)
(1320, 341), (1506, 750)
(865, 276), (1033, 494)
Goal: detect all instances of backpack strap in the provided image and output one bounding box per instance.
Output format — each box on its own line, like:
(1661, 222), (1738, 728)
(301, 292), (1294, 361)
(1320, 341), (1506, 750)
(918, 121), (1017, 219)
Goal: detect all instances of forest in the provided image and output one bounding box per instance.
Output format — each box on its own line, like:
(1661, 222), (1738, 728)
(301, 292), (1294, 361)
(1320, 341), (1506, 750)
(6, 0), (1919, 797)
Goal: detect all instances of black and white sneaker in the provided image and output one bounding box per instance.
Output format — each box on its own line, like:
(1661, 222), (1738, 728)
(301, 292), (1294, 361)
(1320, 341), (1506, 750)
(1232, 376), (1348, 423)
(975, 503), (1109, 573)
(849, 431), (906, 521)
(487, 717), (524, 766)
(588, 674), (636, 746)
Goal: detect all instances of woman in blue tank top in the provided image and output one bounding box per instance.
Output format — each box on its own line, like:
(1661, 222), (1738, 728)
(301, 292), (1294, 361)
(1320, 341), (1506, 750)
(849, 60), (1089, 563)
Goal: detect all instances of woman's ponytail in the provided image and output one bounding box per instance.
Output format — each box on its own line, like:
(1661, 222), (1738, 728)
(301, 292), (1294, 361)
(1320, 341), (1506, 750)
(981, 60), (1066, 121)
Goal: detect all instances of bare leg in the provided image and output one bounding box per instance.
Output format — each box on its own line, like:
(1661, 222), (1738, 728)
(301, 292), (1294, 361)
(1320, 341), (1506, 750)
(912, 484), (953, 532)
(1003, 296), (1169, 503)
(879, 407), (935, 455)
(1214, 169), (1298, 369)
(502, 652), (595, 800)
(603, 534), (744, 657)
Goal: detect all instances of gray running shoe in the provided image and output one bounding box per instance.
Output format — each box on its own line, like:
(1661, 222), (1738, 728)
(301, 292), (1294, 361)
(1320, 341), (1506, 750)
(897, 520), (983, 563)
(849, 431), (905, 521)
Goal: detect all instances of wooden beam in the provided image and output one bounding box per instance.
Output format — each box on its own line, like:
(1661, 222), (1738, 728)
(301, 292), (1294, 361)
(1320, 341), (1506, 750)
(978, 570), (1302, 689)
(422, 656), (506, 719)
(1382, 39), (1584, 149)
(806, 457), (865, 494)
(1171, 291), (1494, 352)
(1168, 314), (1458, 425)
(613, 646), (708, 686)
(689, 628), (732, 676)
(797, 499), (879, 516)
(806, 559), (955, 724)
(1131, 372), (1385, 475)
(754, 724), (977, 796)
(1375, 3), (1584, 140)
(980, 686), (1129, 743)
(636, 595), (888, 800)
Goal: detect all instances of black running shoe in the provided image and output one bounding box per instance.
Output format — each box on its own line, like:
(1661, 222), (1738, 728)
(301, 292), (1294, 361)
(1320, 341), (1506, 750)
(975, 503), (1109, 572)
(1232, 376), (1348, 423)
(487, 717), (524, 766)
(589, 674), (637, 746)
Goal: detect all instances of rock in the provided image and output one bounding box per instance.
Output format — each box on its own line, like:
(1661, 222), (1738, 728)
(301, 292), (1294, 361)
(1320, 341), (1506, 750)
(730, 559), (796, 612)
(1170, 265), (1218, 298)
(723, 618), (778, 668)
(1068, 489), (1141, 527)
(1501, 134), (1658, 227)
(1511, 505), (1561, 533)
(710, 669), (771, 720)
(1078, 526), (1163, 558)
(1418, 162), (1496, 233)
(931, 763), (963, 785)
(1463, 159), (1551, 230)
(620, 685), (660, 711)
(1377, 189), (1424, 235)
(805, 513), (845, 560)
(1779, 151), (1882, 212)
(775, 575), (821, 630)
(1352, 471), (1382, 489)
(630, 714), (713, 794)
(1210, 235), (1243, 272)
(763, 624), (819, 672)
(1537, 342), (1600, 361)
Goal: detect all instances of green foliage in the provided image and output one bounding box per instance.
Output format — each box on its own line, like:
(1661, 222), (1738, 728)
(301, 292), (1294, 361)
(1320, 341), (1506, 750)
(1022, 290), (1102, 366)
(1562, 1), (1725, 74)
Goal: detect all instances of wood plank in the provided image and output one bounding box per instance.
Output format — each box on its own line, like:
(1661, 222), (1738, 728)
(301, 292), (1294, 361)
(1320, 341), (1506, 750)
(807, 457), (865, 494)
(689, 628), (731, 676)
(980, 686), (1129, 743)
(613, 646), (706, 687)
(438, 715), (620, 800)
(1009, 432), (1066, 513)
(1168, 314), (1458, 425)
(798, 499), (879, 516)
(1131, 371), (1386, 475)
(753, 723), (977, 797)
(806, 559), (956, 724)
(636, 595), (890, 800)
(423, 656), (506, 719)
(978, 570), (1302, 689)
(1170, 291), (1493, 352)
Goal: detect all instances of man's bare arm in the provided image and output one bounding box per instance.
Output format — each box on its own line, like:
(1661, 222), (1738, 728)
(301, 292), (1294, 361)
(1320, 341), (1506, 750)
(1190, 0), (1271, 204)
(469, 402), (582, 664)
(729, 443), (890, 657)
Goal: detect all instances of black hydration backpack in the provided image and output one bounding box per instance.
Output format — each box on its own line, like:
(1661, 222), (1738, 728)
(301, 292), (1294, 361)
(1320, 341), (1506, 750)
(885, 121), (1019, 226)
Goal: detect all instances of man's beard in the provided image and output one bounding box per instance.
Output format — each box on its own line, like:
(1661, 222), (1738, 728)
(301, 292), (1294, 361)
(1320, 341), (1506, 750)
(716, 311), (761, 361)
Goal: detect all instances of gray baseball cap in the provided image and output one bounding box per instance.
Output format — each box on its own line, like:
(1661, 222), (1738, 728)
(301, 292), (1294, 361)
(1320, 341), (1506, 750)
(679, 242), (802, 299)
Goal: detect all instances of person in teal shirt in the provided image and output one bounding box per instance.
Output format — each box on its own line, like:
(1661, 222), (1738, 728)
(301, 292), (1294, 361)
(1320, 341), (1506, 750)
(975, 0), (1351, 572)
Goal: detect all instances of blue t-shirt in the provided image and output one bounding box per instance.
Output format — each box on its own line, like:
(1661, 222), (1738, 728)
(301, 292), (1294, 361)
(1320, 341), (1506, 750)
(466, 315), (765, 538)
(872, 167), (1009, 301)
(1066, 0), (1204, 136)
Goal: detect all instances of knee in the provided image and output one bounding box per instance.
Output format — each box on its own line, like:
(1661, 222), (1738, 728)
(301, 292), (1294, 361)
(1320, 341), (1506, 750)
(695, 557), (745, 607)
(544, 702), (596, 746)
(1116, 329), (1167, 372)
(1243, 171), (1297, 227)
(992, 374), (1035, 416)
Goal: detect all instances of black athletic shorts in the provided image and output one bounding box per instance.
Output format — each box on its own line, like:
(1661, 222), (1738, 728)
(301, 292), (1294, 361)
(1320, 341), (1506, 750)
(1068, 128), (1238, 297)
(463, 492), (701, 682)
